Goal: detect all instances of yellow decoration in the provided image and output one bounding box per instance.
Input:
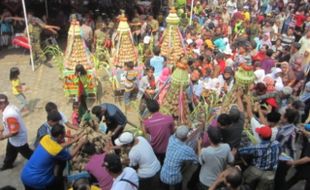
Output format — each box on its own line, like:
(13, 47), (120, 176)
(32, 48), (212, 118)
(64, 19), (93, 70)
(160, 7), (184, 64)
(113, 10), (137, 67)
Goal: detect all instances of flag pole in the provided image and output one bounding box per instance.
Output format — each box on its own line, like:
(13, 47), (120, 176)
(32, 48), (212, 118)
(45, 0), (49, 18)
(189, 0), (194, 25)
(21, 0), (35, 71)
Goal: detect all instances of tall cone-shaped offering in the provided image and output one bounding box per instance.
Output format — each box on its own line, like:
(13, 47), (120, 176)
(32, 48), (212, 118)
(113, 10), (137, 67)
(64, 15), (93, 70)
(160, 57), (190, 125)
(160, 7), (185, 64)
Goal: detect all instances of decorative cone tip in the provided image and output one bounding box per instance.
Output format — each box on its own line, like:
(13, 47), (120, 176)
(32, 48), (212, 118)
(170, 7), (177, 13)
(119, 10), (128, 22)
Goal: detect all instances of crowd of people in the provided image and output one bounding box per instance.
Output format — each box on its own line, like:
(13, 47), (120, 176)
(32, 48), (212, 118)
(1, 0), (310, 190)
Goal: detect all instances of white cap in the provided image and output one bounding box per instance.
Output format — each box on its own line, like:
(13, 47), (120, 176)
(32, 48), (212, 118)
(175, 125), (189, 139)
(114, 132), (134, 146)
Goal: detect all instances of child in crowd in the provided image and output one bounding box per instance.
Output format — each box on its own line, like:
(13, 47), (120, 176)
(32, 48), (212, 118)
(72, 101), (80, 128)
(123, 61), (138, 111)
(9, 67), (29, 113)
(157, 67), (171, 104)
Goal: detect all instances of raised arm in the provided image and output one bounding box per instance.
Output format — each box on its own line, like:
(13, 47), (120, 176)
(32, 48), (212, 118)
(287, 156), (310, 167)
(244, 95), (254, 119)
(5, 16), (24, 21)
(257, 104), (268, 125)
(236, 88), (244, 112)
(70, 138), (86, 157)
(41, 24), (60, 34)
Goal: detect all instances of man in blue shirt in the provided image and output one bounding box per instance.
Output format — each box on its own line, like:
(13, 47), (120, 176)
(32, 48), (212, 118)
(274, 108), (299, 190)
(21, 124), (85, 190)
(33, 111), (62, 148)
(239, 126), (281, 190)
(150, 46), (164, 79)
(160, 125), (198, 190)
(92, 103), (127, 141)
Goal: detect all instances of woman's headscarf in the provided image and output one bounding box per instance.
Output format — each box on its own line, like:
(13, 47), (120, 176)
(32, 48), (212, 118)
(158, 67), (171, 83)
(223, 66), (234, 84)
(267, 67), (284, 91)
(263, 76), (275, 92)
(254, 69), (266, 83)
(281, 61), (290, 73)
(269, 67), (282, 79)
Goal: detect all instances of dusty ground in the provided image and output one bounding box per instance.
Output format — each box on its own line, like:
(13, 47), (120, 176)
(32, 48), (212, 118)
(0, 48), (305, 189)
(0, 47), (139, 189)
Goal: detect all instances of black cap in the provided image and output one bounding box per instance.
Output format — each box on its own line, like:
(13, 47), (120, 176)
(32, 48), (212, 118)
(0, 94), (8, 103)
(103, 153), (122, 173)
(47, 111), (62, 122)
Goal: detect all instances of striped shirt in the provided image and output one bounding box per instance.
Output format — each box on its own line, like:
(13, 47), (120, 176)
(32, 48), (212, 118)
(276, 124), (296, 159)
(281, 34), (295, 47)
(239, 140), (281, 171)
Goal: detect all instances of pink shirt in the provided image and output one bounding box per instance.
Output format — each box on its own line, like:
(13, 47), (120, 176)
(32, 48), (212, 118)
(71, 111), (79, 127)
(202, 119), (218, 147)
(143, 112), (174, 154)
(85, 154), (113, 190)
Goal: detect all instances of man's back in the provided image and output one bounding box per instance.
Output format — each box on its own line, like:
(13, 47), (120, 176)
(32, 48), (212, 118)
(239, 140), (281, 170)
(102, 103), (127, 126)
(276, 123), (296, 158)
(111, 167), (139, 190)
(144, 112), (174, 154)
(221, 113), (245, 148)
(34, 122), (50, 148)
(150, 56), (164, 78)
(199, 143), (234, 186)
(129, 137), (161, 178)
(21, 135), (71, 189)
(160, 135), (197, 185)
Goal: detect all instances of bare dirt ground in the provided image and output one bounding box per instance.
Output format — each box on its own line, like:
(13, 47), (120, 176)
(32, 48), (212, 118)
(0, 48), (139, 189)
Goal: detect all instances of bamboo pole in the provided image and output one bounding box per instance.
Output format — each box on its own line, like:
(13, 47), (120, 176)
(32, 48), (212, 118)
(21, 0), (35, 71)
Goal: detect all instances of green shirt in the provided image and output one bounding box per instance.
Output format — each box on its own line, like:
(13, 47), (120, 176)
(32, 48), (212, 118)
(29, 23), (42, 43)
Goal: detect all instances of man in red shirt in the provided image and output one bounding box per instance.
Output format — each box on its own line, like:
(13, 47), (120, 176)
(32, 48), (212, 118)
(295, 10), (306, 29)
(294, 10), (306, 41)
